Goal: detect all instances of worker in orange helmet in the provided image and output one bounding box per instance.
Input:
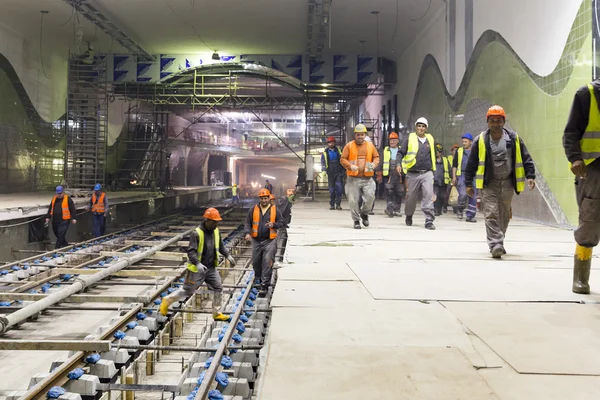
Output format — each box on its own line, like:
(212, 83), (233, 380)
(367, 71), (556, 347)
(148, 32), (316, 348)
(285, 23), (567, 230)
(464, 105), (536, 258)
(269, 194), (276, 206)
(321, 135), (344, 210)
(160, 207), (235, 321)
(244, 188), (284, 296)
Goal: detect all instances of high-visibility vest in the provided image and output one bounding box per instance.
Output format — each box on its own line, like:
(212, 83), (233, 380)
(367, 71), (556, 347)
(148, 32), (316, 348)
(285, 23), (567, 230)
(447, 155), (453, 165)
(382, 146), (399, 177)
(232, 187), (238, 196)
(456, 148), (468, 176)
(91, 192), (105, 214)
(441, 157), (450, 184)
(51, 195), (71, 220)
(187, 227), (220, 272)
(476, 132), (526, 193)
(401, 132), (436, 174)
(323, 147), (341, 169)
(251, 205), (277, 239)
(580, 83), (600, 165)
(345, 141), (375, 177)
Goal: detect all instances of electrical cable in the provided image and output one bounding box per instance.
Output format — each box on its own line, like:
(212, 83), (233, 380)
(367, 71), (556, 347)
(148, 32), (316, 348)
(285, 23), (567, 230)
(162, 0), (212, 51)
(391, 0), (399, 52)
(0, 216), (44, 229)
(59, 4), (75, 27)
(410, 0), (432, 22)
(39, 12), (51, 80)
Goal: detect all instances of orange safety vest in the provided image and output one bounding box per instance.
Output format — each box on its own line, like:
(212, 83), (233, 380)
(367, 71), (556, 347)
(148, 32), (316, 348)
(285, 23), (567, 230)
(51, 195), (71, 220)
(345, 141), (375, 177)
(251, 204), (277, 239)
(91, 192), (106, 214)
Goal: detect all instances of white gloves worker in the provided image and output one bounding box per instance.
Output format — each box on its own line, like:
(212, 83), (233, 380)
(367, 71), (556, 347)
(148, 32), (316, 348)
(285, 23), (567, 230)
(227, 255), (236, 266)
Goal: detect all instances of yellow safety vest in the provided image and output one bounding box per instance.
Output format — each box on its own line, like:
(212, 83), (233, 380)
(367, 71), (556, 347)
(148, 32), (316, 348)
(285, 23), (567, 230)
(475, 132), (526, 193)
(187, 227), (220, 272)
(456, 147), (471, 176)
(382, 146), (399, 176)
(323, 148), (341, 169)
(232, 187), (237, 196)
(402, 132), (436, 174)
(441, 157), (450, 184)
(580, 83), (600, 165)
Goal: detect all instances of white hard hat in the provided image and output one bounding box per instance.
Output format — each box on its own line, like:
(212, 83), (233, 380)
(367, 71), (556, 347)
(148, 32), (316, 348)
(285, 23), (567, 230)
(415, 117), (428, 127)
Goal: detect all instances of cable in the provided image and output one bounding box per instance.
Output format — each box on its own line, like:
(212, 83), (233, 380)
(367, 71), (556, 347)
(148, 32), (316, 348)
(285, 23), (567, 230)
(59, 4), (75, 26)
(391, 0), (399, 52)
(410, 0), (432, 22)
(39, 12), (51, 80)
(0, 216), (44, 229)
(161, 0), (212, 51)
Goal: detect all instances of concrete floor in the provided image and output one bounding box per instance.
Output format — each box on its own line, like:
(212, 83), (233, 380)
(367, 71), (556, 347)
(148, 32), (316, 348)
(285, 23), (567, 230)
(259, 197), (600, 400)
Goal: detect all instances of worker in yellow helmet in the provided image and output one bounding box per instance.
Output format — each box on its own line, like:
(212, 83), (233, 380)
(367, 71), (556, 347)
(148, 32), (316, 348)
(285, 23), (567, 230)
(231, 183), (240, 206)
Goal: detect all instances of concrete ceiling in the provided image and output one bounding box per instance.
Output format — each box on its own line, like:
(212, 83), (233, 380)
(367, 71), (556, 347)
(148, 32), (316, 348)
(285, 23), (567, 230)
(0, 0), (445, 59)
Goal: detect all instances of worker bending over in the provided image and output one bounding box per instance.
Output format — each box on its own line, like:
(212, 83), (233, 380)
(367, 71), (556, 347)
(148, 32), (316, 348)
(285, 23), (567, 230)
(377, 132), (404, 217)
(464, 105), (536, 258)
(87, 183), (108, 237)
(160, 208), (235, 321)
(341, 124), (380, 229)
(45, 185), (77, 249)
(245, 189), (284, 296)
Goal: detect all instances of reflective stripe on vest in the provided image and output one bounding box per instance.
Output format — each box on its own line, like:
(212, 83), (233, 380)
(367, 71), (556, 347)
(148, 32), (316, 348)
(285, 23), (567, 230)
(475, 132), (526, 193)
(456, 148), (464, 177)
(251, 205), (277, 239)
(401, 132), (436, 174)
(323, 148), (341, 169)
(383, 147), (390, 176)
(232, 187), (237, 196)
(187, 227), (220, 272)
(91, 193), (105, 214)
(51, 195), (71, 220)
(345, 141), (375, 177)
(581, 83), (600, 165)
(442, 157), (450, 184)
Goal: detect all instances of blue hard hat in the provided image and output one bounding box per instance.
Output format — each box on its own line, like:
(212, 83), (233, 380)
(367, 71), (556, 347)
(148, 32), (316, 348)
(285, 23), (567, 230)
(55, 185), (64, 194)
(462, 133), (474, 141)
(94, 183), (102, 191)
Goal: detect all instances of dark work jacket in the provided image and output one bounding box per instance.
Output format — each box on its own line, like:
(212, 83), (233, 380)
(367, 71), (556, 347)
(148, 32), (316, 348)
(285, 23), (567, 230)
(276, 198), (293, 226)
(187, 222), (229, 267)
(464, 129), (535, 194)
(244, 204), (284, 240)
(563, 80), (600, 169)
(397, 135), (434, 171)
(46, 196), (77, 221)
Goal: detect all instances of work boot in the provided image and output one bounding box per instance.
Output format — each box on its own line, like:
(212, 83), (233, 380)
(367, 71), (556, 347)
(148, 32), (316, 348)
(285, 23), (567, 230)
(368, 211), (375, 215)
(425, 222), (436, 230)
(361, 214), (370, 227)
(213, 313), (230, 321)
(159, 296), (176, 316)
(466, 217), (477, 223)
(434, 211), (441, 216)
(457, 212), (464, 220)
(336, 205), (342, 210)
(354, 221), (361, 229)
(258, 286), (268, 298)
(394, 210), (402, 217)
(442, 207), (448, 213)
(330, 205), (335, 210)
(405, 215), (413, 226)
(491, 245), (504, 259)
(572, 257), (591, 294)
(384, 209), (394, 218)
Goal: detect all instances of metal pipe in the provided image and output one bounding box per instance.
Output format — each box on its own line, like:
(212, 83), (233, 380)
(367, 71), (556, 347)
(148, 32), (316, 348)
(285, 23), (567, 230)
(0, 340), (111, 352)
(0, 227), (195, 335)
(112, 343), (263, 353)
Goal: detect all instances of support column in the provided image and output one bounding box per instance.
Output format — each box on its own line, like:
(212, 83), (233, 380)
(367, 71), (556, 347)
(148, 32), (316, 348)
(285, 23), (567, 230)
(182, 146), (191, 187)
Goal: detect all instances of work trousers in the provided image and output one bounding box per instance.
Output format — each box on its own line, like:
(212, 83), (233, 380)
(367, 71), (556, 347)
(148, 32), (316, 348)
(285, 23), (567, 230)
(346, 176), (376, 222)
(434, 184), (447, 214)
(457, 175), (477, 218)
(232, 195), (240, 205)
(252, 238), (277, 287)
(92, 214), (106, 237)
(52, 220), (71, 249)
(385, 175), (404, 214)
(166, 268), (223, 314)
(404, 171), (435, 223)
(327, 172), (344, 207)
(481, 178), (514, 250)
(575, 167), (600, 247)
(275, 227), (288, 261)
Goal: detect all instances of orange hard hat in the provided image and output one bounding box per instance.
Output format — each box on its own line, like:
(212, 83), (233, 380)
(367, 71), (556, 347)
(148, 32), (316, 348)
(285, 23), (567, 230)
(451, 144), (460, 150)
(326, 136), (336, 143)
(203, 207), (222, 221)
(269, 194), (275, 200)
(486, 105), (506, 120)
(258, 188), (271, 197)
(388, 132), (399, 139)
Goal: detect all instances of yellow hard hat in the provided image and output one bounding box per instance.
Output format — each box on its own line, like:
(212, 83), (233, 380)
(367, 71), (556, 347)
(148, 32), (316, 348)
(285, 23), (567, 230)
(354, 124), (368, 133)
(233, 184), (237, 187)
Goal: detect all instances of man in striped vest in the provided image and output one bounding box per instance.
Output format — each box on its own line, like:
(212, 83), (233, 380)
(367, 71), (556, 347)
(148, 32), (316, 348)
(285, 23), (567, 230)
(45, 185), (77, 249)
(376, 131), (404, 217)
(321, 136), (344, 210)
(87, 183), (109, 237)
(464, 105), (536, 258)
(160, 207), (235, 320)
(563, 79), (600, 294)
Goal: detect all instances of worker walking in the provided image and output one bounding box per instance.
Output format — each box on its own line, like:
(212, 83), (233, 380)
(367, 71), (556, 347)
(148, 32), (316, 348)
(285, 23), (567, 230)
(231, 184), (240, 206)
(434, 144), (451, 216)
(446, 144), (460, 214)
(398, 117), (437, 230)
(464, 105), (536, 258)
(264, 180), (273, 193)
(160, 208), (234, 321)
(87, 183), (108, 237)
(244, 189), (284, 296)
(340, 124), (380, 229)
(45, 186), (77, 249)
(452, 133), (478, 222)
(377, 132), (404, 217)
(275, 189), (295, 262)
(563, 79), (600, 294)
(321, 136), (344, 210)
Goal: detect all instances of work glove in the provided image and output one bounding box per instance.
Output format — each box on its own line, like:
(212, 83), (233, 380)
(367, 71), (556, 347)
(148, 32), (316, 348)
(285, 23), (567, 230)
(196, 263), (207, 273)
(350, 165), (359, 172)
(227, 255), (236, 266)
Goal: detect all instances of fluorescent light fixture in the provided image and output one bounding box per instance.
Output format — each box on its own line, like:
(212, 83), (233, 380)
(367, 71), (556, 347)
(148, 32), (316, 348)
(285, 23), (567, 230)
(261, 174), (276, 180)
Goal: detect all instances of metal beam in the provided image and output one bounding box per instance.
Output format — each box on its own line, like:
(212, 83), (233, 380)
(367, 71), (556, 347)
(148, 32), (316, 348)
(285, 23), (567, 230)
(0, 293), (150, 303)
(0, 340), (111, 352)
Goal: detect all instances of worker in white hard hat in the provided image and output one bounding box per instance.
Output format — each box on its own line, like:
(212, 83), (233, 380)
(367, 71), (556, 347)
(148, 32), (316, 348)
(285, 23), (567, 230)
(397, 117), (437, 230)
(340, 124), (380, 229)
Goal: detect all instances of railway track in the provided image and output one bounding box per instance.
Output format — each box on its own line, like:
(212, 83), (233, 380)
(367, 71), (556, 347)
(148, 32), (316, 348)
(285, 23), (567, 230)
(0, 206), (274, 400)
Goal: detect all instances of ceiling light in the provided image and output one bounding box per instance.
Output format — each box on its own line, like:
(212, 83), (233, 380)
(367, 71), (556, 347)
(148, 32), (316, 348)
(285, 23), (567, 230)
(212, 52), (220, 61)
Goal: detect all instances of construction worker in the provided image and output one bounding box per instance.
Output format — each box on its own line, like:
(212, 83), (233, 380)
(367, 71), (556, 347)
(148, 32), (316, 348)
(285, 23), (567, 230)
(452, 133), (478, 222)
(45, 186), (77, 249)
(446, 144), (460, 214)
(397, 117), (437, 230)
(269, 194), (276, 206)
(376, 132), (404, 217)
(464, 105), (536, 258)
(275, 189), (296, 262)
(563, 79), (600, 294)
(321, 136), (344, 210)
(87, 183), (108, 237)
(433, 144), (451, 216)
(264, 180), (273, 193)
(160, 208), (234, 321)
(231, 184), (240, 205)
(340, 124), (380, 229)
(244, 189), (283, 296)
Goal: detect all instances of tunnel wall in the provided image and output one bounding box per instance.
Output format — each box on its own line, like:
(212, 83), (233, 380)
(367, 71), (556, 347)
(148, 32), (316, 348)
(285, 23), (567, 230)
(396, 0), (589, 226)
